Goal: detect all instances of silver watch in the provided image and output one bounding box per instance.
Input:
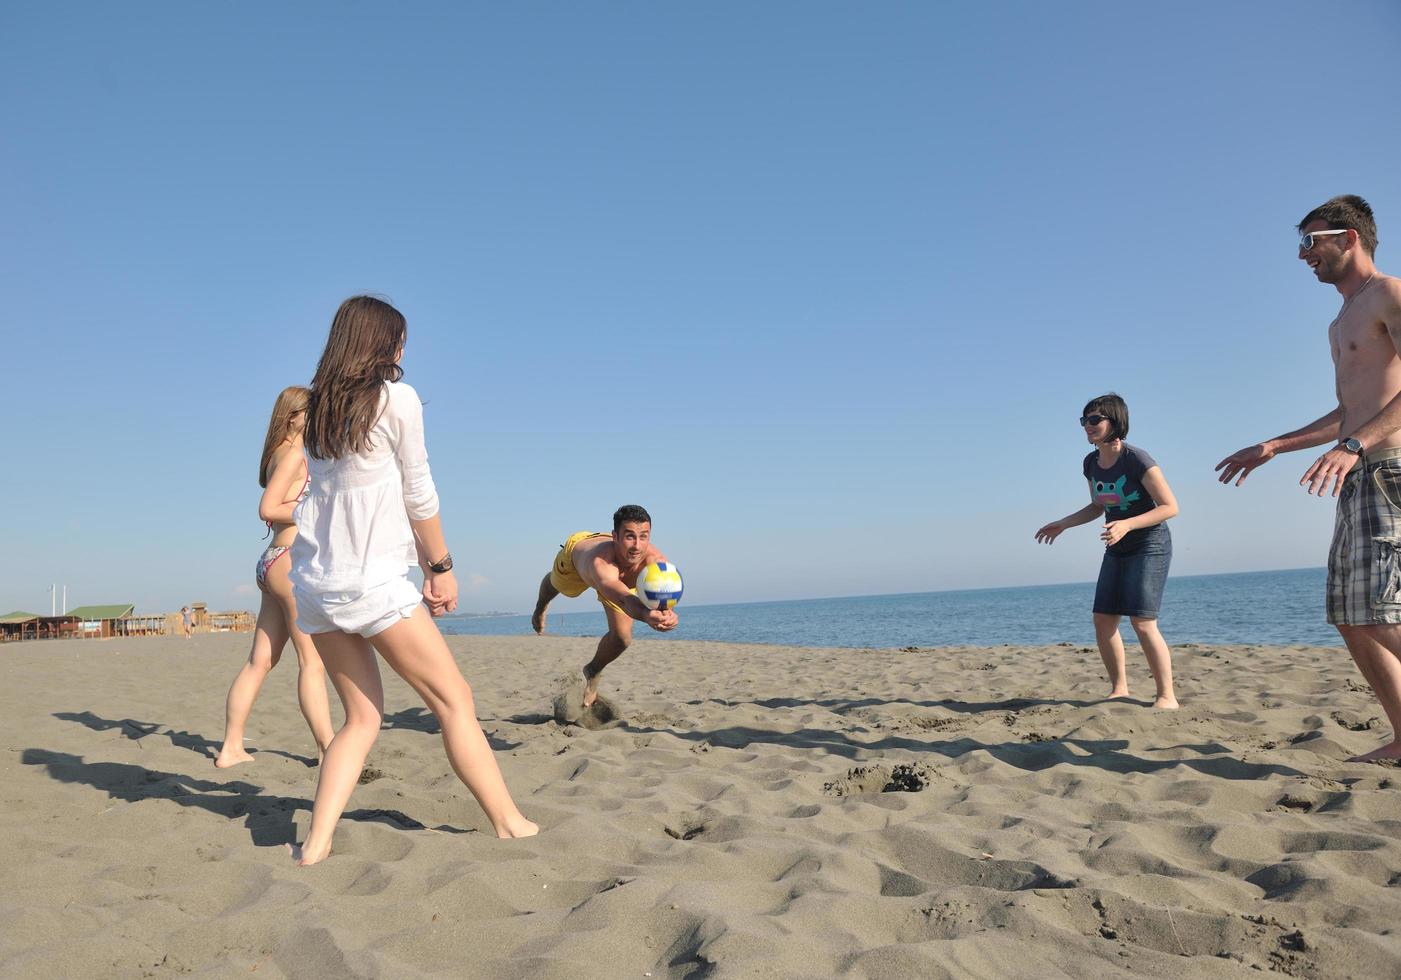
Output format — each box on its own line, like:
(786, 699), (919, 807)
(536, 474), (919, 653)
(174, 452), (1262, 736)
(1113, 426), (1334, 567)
(1341, 437), (1364, 455)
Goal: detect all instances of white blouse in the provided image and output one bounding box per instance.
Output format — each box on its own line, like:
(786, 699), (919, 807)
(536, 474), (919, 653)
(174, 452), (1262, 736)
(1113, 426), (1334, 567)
(291, 381), (440, 595)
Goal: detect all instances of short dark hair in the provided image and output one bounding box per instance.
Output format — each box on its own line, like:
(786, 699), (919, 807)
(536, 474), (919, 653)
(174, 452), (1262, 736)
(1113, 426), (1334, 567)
(1084, 393), (1129, 440)
(613, 504), (652, 530)
(1298, 195), (1378, 256)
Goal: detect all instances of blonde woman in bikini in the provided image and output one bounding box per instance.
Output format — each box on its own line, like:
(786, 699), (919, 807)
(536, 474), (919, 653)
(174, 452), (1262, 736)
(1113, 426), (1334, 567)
(214, 386), (335, 768)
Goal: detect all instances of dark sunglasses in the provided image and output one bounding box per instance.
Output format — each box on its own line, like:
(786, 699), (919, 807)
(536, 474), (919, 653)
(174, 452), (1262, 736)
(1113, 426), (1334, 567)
(1079, 414), (1108, 427)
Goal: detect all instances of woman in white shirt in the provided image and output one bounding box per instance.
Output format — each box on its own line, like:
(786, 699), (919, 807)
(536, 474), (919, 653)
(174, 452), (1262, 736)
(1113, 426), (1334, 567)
(290, 296), (537, 865)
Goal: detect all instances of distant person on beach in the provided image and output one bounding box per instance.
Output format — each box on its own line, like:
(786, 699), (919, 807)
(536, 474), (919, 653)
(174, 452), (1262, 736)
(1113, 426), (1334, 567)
(289, 296), (536, 865)
(1035, 394), (1181, 709)
(1216, 195), (1401, 762)
(531, 505), (679, 707)
(181, 607), (192, 639)
(213, 386), (334, 769)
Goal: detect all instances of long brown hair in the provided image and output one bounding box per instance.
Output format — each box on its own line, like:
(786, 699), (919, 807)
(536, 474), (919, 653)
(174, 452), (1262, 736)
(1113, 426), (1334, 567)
(259, 386), (310, 487)
(304, 296), (407, 460)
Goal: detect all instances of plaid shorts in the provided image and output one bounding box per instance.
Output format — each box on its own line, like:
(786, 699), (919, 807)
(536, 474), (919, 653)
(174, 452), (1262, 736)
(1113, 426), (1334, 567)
(1327, 448), (1401, 625)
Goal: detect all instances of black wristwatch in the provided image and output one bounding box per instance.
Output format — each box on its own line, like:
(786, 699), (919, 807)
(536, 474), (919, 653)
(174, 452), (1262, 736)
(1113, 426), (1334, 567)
(1340, 437), (1364, 455)
(428, 553), (454, 574)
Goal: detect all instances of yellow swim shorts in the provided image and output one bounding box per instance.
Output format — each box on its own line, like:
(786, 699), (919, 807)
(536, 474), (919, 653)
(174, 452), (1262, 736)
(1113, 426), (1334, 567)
(549, 531), (627, 613)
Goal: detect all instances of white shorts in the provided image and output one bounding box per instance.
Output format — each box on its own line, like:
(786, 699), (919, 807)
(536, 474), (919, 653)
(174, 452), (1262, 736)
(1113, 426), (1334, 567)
(294, 577), (423, 638)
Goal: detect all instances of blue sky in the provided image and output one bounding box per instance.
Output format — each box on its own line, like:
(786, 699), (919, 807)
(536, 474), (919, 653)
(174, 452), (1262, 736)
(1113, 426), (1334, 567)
(4, 1), (1400, 617)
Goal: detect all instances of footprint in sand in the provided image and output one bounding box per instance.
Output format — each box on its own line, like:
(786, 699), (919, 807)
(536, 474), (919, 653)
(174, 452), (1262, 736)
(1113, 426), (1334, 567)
(823, 763), (932, 797)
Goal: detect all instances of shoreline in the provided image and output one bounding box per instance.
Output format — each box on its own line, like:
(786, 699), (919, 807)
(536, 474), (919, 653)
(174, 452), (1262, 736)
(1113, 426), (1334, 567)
(442, 567), (1340, 651)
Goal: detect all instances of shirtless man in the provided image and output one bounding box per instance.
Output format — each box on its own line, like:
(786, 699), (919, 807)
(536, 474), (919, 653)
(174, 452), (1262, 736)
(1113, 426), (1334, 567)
(1216, 195), (1401, 762)
(531, 504), (679, 705)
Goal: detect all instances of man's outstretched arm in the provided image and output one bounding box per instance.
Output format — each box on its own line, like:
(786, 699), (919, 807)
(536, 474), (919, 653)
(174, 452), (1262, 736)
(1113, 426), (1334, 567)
(1215, 408), (1341, 486)
(586, 558), (678, 631)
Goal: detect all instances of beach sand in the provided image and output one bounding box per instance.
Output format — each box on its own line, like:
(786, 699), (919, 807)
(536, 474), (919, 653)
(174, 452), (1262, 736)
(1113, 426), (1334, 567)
(3, 633), (1401, 978)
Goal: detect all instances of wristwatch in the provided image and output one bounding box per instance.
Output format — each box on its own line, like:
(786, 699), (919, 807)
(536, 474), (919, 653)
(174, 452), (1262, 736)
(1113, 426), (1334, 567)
(428, 553), (454, 574)
(1341, 437), (1364, 455)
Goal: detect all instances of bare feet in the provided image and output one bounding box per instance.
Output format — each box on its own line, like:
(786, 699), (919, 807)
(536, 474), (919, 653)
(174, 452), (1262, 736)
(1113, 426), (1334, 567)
(214, 744), (255, 769)
(1348, 741), (1401, 763)
(582, 662), (601, 707)
(493, 815), (540, 839)
(531, 604), (548, 634)
(1107, 687), (1131, 699)
(1153, 695), (1180, 710)
(288, 839), (333, 867)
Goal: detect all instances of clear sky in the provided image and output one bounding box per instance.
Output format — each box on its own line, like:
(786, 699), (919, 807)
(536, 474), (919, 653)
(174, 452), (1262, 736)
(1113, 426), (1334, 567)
(4, 1), (1400, 618)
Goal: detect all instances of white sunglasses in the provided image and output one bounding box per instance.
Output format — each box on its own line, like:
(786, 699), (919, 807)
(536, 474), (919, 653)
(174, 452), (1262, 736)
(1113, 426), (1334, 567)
(1299, 229), (1348, 250)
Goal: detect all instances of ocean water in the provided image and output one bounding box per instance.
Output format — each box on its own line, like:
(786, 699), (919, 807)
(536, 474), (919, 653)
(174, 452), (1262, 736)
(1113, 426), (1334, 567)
(440, 567), (1341, 649)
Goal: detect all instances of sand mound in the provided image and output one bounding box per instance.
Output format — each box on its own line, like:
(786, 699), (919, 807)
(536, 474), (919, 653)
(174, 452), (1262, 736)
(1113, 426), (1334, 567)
(550, 672), (622, 729)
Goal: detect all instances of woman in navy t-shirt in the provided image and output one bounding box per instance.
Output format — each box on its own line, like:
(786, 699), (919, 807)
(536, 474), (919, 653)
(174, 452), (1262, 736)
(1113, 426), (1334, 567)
(1035, 393), (1181, 709)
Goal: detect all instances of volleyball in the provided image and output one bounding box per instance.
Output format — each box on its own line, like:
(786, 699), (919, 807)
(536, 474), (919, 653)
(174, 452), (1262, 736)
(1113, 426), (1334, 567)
(637, 561), (684, 611)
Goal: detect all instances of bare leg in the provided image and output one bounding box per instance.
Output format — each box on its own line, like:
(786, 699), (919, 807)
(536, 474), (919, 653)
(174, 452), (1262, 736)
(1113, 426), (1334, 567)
(532, 574), (559, 634)
(1347, 627), (1386, 695)
(1093, 613), (1130, 698)
(372, 606), (538, 838)
(1337, 624), (1401, 761)
(215, 593), (287, 768)
(1130, 616), (1178, 709)
(296, 630), (385, 866)
(583, 604), (633, 707)
(265, 558), (335, 759)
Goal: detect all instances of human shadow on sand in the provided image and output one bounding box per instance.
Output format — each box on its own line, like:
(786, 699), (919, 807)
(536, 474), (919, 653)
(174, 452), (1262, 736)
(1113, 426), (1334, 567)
(382, 706), (441, 734)
(382, 706), (522, 749)
(53, 710), (317, 767)
(21, 748), (462, 846)
(620, 723), (1305, 780)
(686, 695), (1119, 714)
(56, 708), (518, 757)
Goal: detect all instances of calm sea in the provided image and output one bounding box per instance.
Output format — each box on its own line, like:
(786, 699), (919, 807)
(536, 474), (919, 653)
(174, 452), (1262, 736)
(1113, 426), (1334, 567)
(439, 567), (1340, 649)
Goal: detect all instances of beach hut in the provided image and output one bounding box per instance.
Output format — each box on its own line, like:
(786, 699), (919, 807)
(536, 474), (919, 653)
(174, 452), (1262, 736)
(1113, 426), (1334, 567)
(66, 604), (135, 639)
(0, 612), (41, 642)
(120, 614), (168, 636)
(42, 615), (81, 639)
(205, 610), (255, 632)
(0, 612), (80, 641)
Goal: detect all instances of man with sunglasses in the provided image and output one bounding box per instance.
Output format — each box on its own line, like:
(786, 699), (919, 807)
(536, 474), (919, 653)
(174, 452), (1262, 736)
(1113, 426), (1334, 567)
(1216, 195), (1401, 762)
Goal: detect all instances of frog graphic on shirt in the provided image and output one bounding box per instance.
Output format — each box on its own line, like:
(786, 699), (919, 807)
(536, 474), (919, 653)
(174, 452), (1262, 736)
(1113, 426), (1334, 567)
(1094, 475), (1141, 513)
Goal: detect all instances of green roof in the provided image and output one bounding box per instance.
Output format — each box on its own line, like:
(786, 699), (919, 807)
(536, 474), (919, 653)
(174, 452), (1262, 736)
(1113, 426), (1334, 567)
(67, 604), (135, 620)
(0, 611), (41, 624)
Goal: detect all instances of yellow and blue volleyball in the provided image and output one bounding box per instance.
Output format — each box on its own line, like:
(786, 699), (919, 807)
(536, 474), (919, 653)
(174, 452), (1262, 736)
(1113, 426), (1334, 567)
(637, 561), (683, 611)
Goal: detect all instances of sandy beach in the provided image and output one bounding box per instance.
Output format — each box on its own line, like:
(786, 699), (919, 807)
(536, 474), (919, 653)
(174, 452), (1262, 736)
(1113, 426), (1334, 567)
(3, 633), (1400, 978)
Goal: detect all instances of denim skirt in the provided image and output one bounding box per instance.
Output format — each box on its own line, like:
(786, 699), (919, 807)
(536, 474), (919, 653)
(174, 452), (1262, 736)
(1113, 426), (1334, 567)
(1093, 524), (1171, 619)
